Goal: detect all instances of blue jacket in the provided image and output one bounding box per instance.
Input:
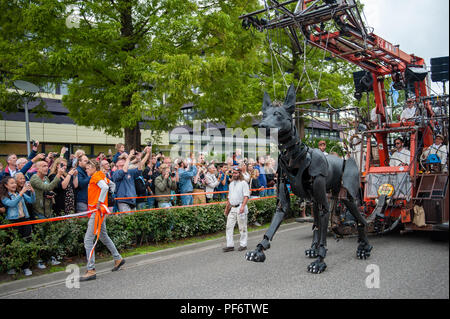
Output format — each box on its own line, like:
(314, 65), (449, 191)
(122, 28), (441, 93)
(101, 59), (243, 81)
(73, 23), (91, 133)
(0, 150), (37, 180)
(76, 166), (91, 204)
(216, 172), (230, 193)
(2, 192), (35, 220)
(255, 165), (267, 187)
(113, 168), (141, 205)
(178, 166), (197, 194)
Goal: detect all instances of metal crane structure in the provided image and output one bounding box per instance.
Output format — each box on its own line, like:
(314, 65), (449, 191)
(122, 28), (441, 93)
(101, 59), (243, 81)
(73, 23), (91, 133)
(240, 0), (449, 234)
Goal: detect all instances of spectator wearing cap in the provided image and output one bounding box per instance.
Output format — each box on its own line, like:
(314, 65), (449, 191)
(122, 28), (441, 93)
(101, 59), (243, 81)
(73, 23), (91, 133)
(222, 167), (250, 252)
(400, 98), (417, 122)
(318, 140), (328, 155)
(389, 137), (410, 166)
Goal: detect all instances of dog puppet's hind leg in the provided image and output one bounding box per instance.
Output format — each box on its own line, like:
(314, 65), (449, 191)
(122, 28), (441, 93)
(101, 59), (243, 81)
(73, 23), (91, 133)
(341, 197), (373, 259)
(305, 202), (320, 258)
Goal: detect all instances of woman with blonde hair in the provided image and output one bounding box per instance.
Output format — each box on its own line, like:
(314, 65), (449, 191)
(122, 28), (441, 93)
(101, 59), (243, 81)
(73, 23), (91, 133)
(49, 157), (78, 215)
(249, 169), (262, 199)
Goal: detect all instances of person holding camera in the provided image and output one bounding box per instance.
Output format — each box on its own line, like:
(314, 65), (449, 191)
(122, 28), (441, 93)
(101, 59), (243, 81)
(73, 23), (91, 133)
(177, 159), (197, 206)
(29, 160), (64, 268)
(30, 160), (64, 219)
(216, 164), (230, 200)
(204, 164), (219, 203)
(193, 165), (207, 204)
(0, 176), (36, 276)
(154, 164), (178, 208)
(143, 154), (160, 208)
(49, 158), (78, 215)
(112, 147), (150, 213)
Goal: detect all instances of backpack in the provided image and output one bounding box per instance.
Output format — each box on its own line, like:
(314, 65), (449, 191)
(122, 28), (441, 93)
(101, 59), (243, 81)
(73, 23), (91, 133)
(135, 175), (148, 197)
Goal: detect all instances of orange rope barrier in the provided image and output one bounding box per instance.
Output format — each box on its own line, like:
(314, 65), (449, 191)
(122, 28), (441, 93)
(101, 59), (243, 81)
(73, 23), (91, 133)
(0, 193), (284, 229)
(114, 187), (276, 201)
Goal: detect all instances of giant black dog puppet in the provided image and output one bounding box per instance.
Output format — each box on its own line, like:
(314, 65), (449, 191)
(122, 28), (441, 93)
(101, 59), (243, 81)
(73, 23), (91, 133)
(245, 84), (373, 273)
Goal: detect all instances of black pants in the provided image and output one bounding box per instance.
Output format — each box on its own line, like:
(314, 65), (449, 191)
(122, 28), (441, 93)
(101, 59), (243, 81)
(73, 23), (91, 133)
(10, 217), (32, 240)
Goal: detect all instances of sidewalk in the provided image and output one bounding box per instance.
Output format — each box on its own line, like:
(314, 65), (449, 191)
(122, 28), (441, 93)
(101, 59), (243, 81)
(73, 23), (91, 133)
(0, 222), (303, 298)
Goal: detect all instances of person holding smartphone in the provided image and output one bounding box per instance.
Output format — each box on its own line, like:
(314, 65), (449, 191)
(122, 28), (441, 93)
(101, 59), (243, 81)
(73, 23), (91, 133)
(48, 158), (78, 215)
(0, 176), (36, 276)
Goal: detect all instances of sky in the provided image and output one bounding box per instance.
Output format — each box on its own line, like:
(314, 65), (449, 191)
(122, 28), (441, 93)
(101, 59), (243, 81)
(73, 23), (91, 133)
(360, 0), (449, 95)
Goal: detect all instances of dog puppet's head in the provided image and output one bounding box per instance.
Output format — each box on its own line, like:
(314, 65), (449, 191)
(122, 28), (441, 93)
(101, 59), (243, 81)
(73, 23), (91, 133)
(258, 84), (296, 134)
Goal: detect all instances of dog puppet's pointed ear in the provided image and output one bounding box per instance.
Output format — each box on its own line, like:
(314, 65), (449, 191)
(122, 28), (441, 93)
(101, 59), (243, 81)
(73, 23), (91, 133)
(283, 84), (296, 114)
(262, 91), (272, 113)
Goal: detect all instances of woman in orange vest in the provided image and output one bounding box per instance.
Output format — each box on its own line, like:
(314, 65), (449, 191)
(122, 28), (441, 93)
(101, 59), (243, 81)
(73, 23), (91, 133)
(79, 160), (125, 282)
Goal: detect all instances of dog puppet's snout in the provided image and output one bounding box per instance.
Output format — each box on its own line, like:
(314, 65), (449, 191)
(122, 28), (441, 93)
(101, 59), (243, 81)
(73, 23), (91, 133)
(258, 121), (269, 129)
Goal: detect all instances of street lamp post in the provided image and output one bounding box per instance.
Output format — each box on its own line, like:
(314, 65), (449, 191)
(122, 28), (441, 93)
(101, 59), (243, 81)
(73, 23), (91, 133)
(13, 80), (40, 155)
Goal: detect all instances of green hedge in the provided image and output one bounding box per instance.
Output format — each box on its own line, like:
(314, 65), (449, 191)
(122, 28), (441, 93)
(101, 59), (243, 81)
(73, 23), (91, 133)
(0, 197), (301, 272)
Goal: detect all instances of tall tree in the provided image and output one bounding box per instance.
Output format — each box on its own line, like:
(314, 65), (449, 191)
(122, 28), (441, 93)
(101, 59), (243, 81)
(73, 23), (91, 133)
(0, 0), (264, 150)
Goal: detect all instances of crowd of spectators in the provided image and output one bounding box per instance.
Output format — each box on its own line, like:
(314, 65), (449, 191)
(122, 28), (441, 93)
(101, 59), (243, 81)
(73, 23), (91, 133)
(0, 142), (277, 275)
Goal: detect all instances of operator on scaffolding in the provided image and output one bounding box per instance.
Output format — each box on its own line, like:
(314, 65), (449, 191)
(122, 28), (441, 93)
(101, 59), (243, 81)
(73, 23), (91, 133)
(389, 137), (411, 167)
(400, 98), (417, 122)
(422, 134), (448, 172)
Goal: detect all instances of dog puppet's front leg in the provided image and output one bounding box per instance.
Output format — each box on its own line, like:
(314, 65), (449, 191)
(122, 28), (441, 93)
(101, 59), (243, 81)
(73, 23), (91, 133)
(245, 177), (290, 262)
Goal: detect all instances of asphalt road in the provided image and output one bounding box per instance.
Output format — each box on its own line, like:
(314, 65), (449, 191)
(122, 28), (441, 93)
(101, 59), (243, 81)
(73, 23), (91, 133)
(1, 222), (448, 299)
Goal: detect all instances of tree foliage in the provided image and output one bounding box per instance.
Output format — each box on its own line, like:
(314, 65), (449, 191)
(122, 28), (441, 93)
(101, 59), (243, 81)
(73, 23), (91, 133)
(0, 0), (264, 149)
(1, 0), (368, 149)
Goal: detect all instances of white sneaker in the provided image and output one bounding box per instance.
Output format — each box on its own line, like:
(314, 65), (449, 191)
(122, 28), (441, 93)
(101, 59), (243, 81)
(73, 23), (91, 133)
(50, 256), (61, 266)
(23, 268), (32, 276)
(37, 261), (46, 269)
(7, 269), (16, 275)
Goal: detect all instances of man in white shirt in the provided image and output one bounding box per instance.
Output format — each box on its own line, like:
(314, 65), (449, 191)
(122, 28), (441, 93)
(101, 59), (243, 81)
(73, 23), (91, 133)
(390, 138), (411, 166)
(422, 134), (448, 172)
(204, 164), (219, 202)
(223, 167), (250, 252)
(400, 98), (417, 122)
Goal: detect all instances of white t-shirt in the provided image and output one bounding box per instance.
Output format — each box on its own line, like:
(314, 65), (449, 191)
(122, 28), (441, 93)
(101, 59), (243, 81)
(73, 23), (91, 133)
(242, 172), (250, 183)
(400, 107), (416, 121)
(389, 148), (411, 166)
(228, 179), (250, 207)
(204, 172), (219, 199)
(370, 108), (377, 123)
